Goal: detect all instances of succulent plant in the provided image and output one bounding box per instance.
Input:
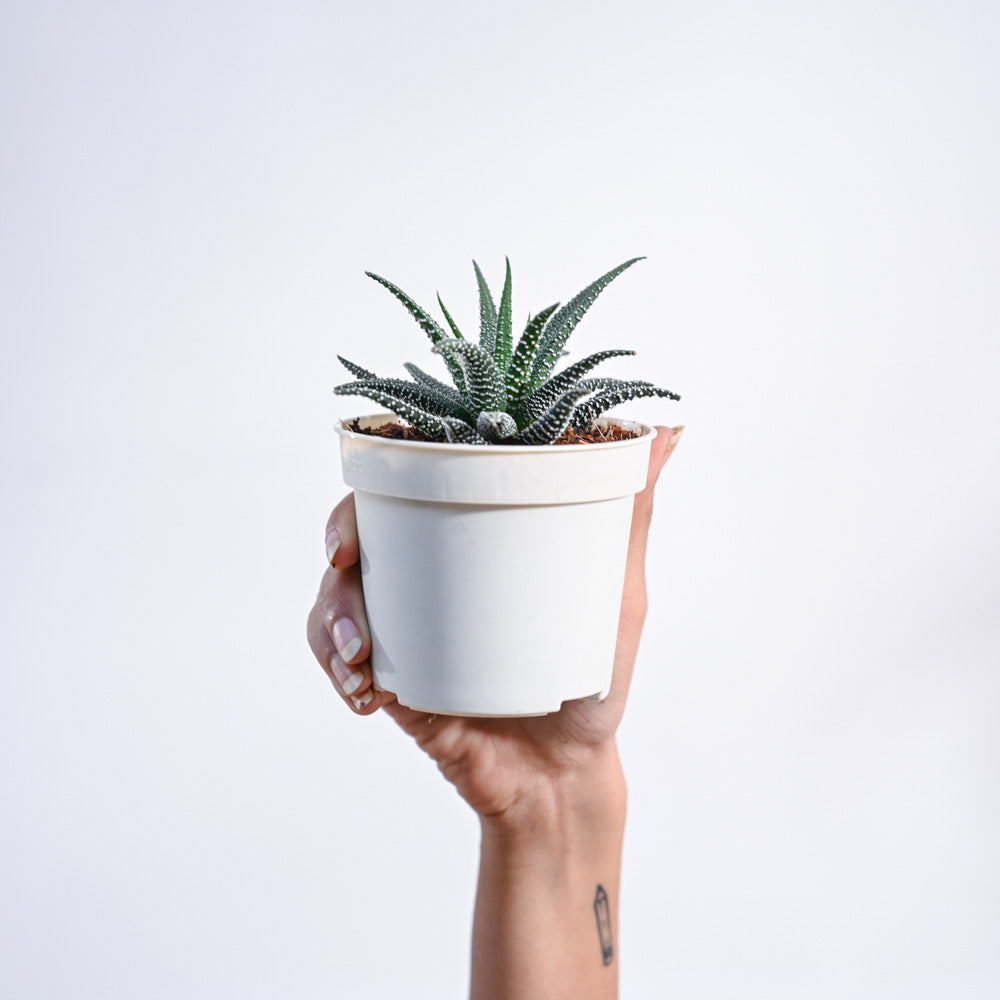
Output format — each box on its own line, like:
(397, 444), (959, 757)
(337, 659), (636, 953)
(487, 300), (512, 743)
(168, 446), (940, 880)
(334, 257), (680, 445)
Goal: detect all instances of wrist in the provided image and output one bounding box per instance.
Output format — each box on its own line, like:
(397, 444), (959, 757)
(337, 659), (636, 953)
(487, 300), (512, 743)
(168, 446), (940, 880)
(480, 742), (627, 850)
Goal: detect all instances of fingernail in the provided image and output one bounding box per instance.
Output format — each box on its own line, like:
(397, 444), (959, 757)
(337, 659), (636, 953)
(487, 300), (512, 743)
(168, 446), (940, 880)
(329, 652), (364, 696)
(326, 528), (341, 566)
(351, 689), (374, 711)
(332, 617), (363, 663)
(668, 425), (685, 449)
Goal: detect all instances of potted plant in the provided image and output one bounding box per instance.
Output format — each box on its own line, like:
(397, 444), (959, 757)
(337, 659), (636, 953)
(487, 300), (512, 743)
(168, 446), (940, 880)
(334, 257), (680, 716)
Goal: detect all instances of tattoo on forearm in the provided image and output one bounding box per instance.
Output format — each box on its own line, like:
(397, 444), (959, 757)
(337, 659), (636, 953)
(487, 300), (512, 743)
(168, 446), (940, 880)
(593, 884), (614, 965)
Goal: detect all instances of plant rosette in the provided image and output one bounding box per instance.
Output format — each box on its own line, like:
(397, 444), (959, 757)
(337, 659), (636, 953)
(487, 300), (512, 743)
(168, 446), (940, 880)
(333, 258), (680, 716)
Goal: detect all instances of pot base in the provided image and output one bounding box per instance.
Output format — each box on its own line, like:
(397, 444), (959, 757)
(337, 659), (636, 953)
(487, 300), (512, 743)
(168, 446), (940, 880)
(377, 685), (611, 719)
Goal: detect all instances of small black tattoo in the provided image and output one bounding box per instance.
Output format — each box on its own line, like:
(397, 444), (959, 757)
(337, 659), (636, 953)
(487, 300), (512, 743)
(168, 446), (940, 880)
(593, 884), (613, 965)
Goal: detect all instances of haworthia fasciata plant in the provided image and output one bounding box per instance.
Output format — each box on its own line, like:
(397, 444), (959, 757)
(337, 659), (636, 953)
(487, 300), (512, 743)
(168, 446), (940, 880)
(334, 258), (679, 445)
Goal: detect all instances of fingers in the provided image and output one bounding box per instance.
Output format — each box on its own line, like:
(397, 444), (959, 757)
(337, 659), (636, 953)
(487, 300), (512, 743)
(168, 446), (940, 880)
(305, 606), (370, 713)
(324, 492), (361, 570)
(306, 581), (382, 714)
(317, 564), (372, 659)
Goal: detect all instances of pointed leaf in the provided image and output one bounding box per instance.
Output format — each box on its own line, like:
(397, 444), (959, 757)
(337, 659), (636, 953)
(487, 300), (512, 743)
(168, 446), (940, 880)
(523, 349), (636, 417)
(434, 339), (507, 414)
(367, 270), (467, 395)
(570, 381), (681, 430)
(513, 386), (594, 446)
(442, 420), (488, 445)
(472, 260), (498, 356)
(403, 362), (470, 417)
(334, 384), (451, 440)
(517, 376), (634, 427)
(334, 378), (461, 418)
(530, 258), (644, 387)
(437, 293), (464, 340)
(576, 377), (652, 394)
(337, 355), (377, 380)
(494, 257), (513, 373)
(366, 271), (448, 345)
(335, 383), (485, 443)
(506, 302), (559, 402)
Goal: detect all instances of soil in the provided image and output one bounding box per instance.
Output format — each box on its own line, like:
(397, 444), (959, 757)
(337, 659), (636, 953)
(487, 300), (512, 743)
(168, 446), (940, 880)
(346, 418), (639, 445)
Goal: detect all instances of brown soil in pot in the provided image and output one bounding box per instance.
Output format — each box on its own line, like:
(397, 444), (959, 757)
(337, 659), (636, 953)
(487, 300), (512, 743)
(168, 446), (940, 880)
(346, 419), (639, 445)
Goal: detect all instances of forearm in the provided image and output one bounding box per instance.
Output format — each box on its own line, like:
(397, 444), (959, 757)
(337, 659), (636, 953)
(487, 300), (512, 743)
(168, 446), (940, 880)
(470, 746), (627, 1000)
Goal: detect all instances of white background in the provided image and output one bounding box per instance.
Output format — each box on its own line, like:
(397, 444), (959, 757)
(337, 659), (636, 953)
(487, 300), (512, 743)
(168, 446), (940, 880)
(2, 1), (998, 997)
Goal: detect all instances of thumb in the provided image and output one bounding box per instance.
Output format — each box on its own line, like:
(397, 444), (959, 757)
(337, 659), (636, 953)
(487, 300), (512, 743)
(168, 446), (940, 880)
(635, 424), (684, 522)
(603, 424), (685, 705)
(625, 425), (684, 573)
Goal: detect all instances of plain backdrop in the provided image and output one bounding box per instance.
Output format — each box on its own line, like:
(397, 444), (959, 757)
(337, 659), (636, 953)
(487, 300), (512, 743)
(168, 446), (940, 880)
(2, 1), (998, 997)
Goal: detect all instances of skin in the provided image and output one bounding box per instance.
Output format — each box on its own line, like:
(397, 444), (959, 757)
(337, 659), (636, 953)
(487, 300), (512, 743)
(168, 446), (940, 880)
(307, 424), (683, 998)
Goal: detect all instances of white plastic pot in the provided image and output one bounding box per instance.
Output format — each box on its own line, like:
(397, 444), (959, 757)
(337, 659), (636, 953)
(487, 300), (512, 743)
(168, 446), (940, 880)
(335, 413), (656, 717)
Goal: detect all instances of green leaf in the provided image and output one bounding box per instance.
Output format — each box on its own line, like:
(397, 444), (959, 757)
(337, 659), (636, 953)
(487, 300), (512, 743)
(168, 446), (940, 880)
(337, 355), (377, 380)
(494, 257), (513, 374)
(523, 349), (636, 419)
(366, 271), (448, 345)
(529, 258), (644, 388)
(472, 260), (498, 356)
(367, 270), (467, 396)
(516, 377), (625, 427)
(442, 420), (488, 445)
(434, 339), (507, 414)
(578, 377), (651, 387)
(334, 384), (446, 439)
(513, 385), (593, 445)
(334, 383), (482, 442)
(505, 303), (559, 404)
(334, 378), (462, 418)
(436, 293), (464, 340)
(403, 363), (470, 417)
(476, 410), (518, 443)
(569, 381), (681, 430)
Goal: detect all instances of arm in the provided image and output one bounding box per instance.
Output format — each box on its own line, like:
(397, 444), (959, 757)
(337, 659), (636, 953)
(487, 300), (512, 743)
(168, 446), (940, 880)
(307, 425), (684, 998)
(471, 748), (626, 1000)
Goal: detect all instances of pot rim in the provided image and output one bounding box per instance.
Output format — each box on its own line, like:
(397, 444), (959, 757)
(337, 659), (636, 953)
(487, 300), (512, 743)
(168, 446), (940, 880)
(334, 412), (656, 453)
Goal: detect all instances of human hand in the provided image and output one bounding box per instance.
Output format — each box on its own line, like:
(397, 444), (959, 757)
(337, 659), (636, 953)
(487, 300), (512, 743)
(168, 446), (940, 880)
(306, 425), (683, 821)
